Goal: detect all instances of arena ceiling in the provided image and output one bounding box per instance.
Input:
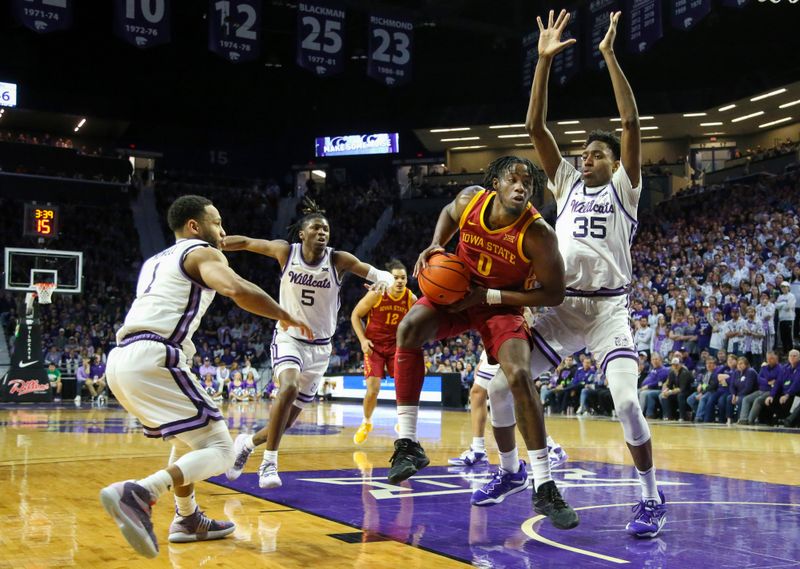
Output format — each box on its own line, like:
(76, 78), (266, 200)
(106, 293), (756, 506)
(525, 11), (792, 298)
(0, 1), (798, 154)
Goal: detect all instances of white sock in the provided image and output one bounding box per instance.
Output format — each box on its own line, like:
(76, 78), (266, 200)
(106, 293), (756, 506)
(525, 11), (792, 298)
(397, 405), (419, 442)
(244, 434), (255, 451)
(175, 492), (197, 517)
(472, 437), (486, 453)
(263, 449), (278, 467)
(528, 448), (552, 492)
(136, 470), (173, 500)
(637, 466), (660, 502)
(499, 448), (520, 473)
(363, 417), (372, 425)
(546, 435), (558, 450)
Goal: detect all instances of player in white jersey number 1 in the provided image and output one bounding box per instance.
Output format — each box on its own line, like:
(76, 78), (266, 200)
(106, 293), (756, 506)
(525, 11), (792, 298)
(222, 200), (396, 489)
(99, 195), (312, 558)
(486, 10), (666, 538)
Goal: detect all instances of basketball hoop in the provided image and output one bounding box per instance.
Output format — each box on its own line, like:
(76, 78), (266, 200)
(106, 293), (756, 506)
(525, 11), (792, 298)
(34, 282), (55, 305)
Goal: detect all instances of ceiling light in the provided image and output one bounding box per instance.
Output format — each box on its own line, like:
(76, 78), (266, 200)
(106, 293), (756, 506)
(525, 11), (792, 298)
(77, 118), (86, 128)
(430, 127), (471, 133)
(312, 170), (327, 178)
(514, 143), (532, 147)
(564, 130), (585, 134)
(731, 111), (765, 123)
(702, 132), (726, 136)
(642, 135), (662, 139)
(557, 120), (579, 125)
(750, 88), (787, 102)
(497, 134), (529, 139)
(779, 99), (800, 109)
(440, 136), (480, 142)
(488, 124), (525, 129)
(683, 113), (706, 117)
(700, 122), (723, 126)
(450, 145), (487, 150)
(615, 126), (659, 132)
(609, 116), (654, 122)
(570, 139), (585, 143)
(758, 117), (793, 128)
(718, 104), (736, 112)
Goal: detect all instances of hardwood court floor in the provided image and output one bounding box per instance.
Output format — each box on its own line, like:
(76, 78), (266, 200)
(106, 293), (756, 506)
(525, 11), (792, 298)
(1, 400), (799, 568)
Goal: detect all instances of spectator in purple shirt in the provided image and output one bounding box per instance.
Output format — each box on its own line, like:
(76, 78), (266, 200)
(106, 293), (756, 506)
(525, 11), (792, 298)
(89, 354), (107, 398)
(703, 354), (736, 423)
(765, 350), (800, 425)
(740, 351), (781, 425)
(198, 357), (216, 380)
(727, 356), (758, 423)
(638, 354), (670, 419)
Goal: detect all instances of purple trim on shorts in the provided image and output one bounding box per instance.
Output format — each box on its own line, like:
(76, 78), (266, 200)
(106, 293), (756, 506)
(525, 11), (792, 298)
(554, 178), (582, 223)
(609, 181), (639, 225)
(273, 355), (304, 371)
(169, 284), (201, 344)
(119, 331), (179, 349)
(296, 391), (316, 403)
(179, 243), (213, 290)
(601, 347), (639, 374)
(294, 336), (332, 346)
(532, 328), (561, 368)
(565, 286), (630, 298)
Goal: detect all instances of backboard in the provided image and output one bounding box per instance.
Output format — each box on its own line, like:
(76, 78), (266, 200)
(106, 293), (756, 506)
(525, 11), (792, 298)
(3, 247), (83, 294)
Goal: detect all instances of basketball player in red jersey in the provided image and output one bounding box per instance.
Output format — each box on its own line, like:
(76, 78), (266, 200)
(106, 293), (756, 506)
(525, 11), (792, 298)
(351, 260), (416, 444)
(389, 156), (579, 530)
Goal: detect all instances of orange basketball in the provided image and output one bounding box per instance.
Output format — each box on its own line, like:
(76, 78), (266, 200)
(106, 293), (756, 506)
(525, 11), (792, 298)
(418, 252), (471, 305)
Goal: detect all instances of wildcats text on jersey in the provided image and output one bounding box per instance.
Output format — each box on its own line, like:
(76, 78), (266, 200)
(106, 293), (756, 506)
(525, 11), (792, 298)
(287, 271), (331, 288)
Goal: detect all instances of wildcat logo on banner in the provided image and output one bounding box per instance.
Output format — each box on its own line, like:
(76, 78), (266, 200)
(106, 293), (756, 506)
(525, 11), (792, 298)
(114, 0), (171, 49)
(208, 0), (261, 63)
(586, 0), (618, 71)
(296, 1), (346, 77)
(367, 12), (413, 87)
(669, 0), (711, 31)
(14, 0), (72, 34)
(626, 0), (663, 54)
(552, 6), (579, 86)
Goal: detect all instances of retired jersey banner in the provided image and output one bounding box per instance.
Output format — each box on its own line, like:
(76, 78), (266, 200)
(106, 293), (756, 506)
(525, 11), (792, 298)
(208, 0), (261, 63)
(552, 6), (579, 86)
(719, 0), (748, 7)
(626, 0), (662, 54)
(367, 12), (414, 87)
(521, 29), (539, 94)
(670, 0), (711, 31)
(14, 0), (72, 34)
(114, 0), (171, 49)
(586, 0), (619, 71)
(296, 1), (346, 77)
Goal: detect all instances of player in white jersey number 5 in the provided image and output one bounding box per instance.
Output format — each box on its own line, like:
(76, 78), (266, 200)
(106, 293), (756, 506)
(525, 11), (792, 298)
(99, 195), (312, 558)
(222, 200), (396, 489)
(487, 10), (666, 538)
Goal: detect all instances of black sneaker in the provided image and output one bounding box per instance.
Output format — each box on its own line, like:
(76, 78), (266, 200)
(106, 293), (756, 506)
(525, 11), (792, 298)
(533, 480), (579, 530)
(387, 438), (430, 484)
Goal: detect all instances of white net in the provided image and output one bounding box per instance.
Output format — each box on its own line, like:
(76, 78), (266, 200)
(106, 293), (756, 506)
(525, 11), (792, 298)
(34, 282), (55, 305)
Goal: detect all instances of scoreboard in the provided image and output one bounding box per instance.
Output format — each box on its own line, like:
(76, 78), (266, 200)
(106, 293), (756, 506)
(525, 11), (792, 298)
(23, 203), (59, 239)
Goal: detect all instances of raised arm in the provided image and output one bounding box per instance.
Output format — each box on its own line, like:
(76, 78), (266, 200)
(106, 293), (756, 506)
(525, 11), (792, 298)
(599, 11), (641, 187)
(525, 9), (575, 182)
(221, 235), (292, 267)
(333, 251), (395, 295)
(414, 186), (482, 277)
(184, 246), (312, 339)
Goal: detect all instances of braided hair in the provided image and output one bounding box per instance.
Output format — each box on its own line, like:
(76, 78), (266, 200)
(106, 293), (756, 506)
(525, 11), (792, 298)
(287, 197), (328, 242)
(482, 156), (545, 205)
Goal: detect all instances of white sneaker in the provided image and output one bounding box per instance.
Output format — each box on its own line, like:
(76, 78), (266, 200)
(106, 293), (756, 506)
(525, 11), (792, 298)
(74, 395), (81, 406)
(226, 434), (254, 481)
(576, 406), (586, 416)
(258, 462), (282, 489)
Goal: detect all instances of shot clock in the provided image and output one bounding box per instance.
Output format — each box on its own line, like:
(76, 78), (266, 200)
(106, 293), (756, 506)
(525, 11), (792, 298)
(23, 203), (59, 239)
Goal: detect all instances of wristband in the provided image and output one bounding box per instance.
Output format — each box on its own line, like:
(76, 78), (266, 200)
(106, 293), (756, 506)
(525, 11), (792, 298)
(366, 266), (394, 286)
(486, 288), (502, 305)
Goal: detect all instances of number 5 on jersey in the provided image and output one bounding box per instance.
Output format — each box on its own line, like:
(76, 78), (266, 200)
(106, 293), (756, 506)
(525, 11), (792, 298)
(301, 288), (315, 306)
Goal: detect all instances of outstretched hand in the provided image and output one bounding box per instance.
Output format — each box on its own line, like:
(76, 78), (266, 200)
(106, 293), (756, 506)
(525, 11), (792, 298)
(536, 9), (577, 59)
(599, 11), (622, 54)
(280, 317), (314, 340)
(413, 245), (445, 278)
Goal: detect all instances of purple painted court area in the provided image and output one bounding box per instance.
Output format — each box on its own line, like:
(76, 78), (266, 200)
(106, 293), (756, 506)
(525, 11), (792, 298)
(210, 462), (800, 568)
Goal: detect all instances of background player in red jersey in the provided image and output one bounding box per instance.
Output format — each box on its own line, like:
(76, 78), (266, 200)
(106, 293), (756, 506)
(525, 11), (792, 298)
(389, 156), (578, 530)
(351, 260), (416, 444)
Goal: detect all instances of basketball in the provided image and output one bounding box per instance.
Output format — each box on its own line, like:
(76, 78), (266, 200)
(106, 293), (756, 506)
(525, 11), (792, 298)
(418, 252), (471, 305)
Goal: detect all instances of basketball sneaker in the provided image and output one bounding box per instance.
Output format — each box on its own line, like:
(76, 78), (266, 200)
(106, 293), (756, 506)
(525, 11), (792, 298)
(548, 445), (569, 468)
(533, 480), (580, 530)
(168, 508), (235, 543)
(387, 438), (430, 484)
(99, 480), (159, 558)
(353, 422), (373, 445)
(448, 447), (489, 467)
(258, 461), (282, 489)
(226, 434), (254, 481)
(471, 460), (529, 506)
(626, 490), (667, 538)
